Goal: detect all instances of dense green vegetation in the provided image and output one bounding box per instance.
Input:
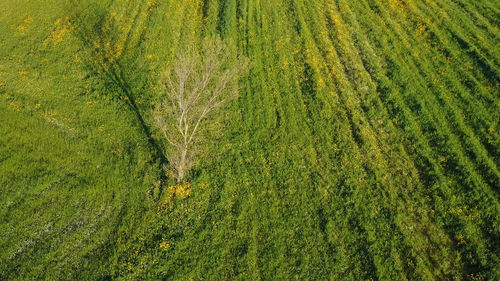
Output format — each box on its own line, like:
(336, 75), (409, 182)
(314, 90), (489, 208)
(0, 0), (499, 280)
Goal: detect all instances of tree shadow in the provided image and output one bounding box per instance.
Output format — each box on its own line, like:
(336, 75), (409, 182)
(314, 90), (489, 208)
(66, 0), (169, 173)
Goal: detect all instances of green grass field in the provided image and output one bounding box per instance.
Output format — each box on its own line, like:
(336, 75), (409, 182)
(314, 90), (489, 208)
(0, 0), (499, 280)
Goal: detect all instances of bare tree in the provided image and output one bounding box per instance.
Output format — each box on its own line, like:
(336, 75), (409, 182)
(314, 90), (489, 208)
(154, 37), (248, 182)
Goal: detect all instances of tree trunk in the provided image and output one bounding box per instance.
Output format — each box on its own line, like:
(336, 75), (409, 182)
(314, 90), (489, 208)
(177, 147), (188, 182)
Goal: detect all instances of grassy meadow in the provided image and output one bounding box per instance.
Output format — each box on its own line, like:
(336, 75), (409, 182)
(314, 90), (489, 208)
(0, 0), (499, 280)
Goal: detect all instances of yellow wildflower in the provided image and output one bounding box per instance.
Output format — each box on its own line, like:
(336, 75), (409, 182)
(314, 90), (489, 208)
(17, 25), (26, 32)
(165, 170), (175, 179)
(24, 16), (33, 24)
(175, 182), (191, 199)
(198, 182), (209, 190)
(159, 238), (171, 251)
(167, 185), (176, 194)
(438, 156), (446, 163)
(16, 16), (33, 33)
(9, 102), (21, 111)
